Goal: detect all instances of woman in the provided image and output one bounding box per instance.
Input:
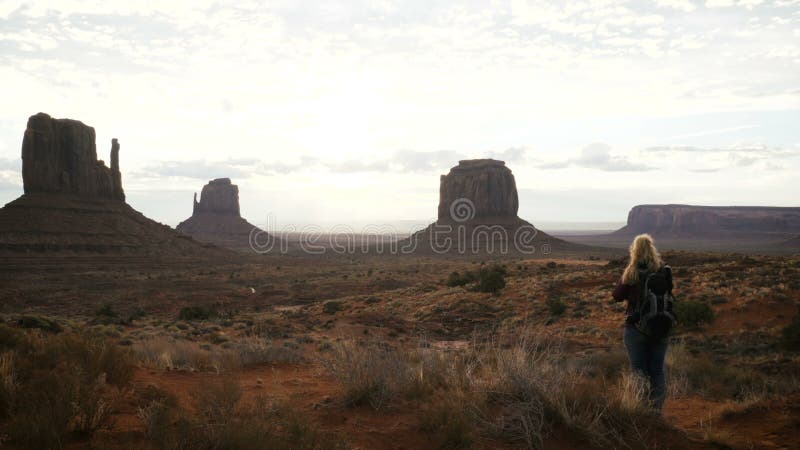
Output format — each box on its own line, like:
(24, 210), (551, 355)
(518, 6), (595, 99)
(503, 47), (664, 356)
(612, 234), (672, 413)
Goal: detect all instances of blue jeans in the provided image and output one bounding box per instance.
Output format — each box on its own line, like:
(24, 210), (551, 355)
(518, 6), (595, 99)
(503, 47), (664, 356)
(623, 327), (668, 412)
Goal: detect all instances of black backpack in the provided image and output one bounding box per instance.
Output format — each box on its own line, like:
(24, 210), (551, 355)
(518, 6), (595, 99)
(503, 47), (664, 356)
(635, 265), (676, 339)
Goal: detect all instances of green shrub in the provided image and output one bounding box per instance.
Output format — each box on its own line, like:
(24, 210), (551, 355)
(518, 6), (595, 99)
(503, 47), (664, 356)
(674, 301), (714, 327)
(179, 306), (215, 321)
(95, 303), (117, 318)
(18, 315), (62, 333)
(446, 271), (475, 287)
(546, 295), (567, 316)
(127, 306), (147, 323)
(477, 266), (506, 293)
(323, 301), (343, 314)
(780, 312), (800, 351)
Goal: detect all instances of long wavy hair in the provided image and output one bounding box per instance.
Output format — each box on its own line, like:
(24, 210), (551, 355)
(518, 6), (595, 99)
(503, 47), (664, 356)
(621, 234), (662, 285)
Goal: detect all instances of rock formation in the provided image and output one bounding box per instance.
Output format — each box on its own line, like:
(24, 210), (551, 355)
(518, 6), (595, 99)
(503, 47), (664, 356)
(177, 178), (278, 252)
(193, 178), (240, 215)
(406, 159), (579, 256)
(615, 204), (800, 237)
(0, 113), (225, 255)
(22, 113), (124, 201)
(437, 159), (518, 222)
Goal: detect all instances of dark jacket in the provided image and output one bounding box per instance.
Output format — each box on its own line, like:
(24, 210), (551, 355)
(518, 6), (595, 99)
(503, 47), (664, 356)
(612, 263), (672, 327)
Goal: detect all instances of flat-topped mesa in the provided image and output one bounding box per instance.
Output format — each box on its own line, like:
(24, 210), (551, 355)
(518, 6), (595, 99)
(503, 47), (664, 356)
(437, 159), (519, 222)
(21, 112), (124, 201)
(617, 204), (800, 236)
(193, 178), (240, 216)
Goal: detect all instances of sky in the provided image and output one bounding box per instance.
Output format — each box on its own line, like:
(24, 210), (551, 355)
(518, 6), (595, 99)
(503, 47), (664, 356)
(0, 0), (798, 232)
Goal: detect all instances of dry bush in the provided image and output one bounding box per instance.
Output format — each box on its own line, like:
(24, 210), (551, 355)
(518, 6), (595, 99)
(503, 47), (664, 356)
(140, 383), (347, 450)
(405, 342), (480, 400)
(320, 339), (410, 410)
(2, 330), (132, 449)
(134, 335), (302, 373)
(585, 348), (629, 379)
(133, 336), (237, 373)
(195, 376), (242, 424)
(440, 330), (666, 450)
(230, 336), (303, 366)
(666, 341), (765, 400)
(617, 371), (650, 411)
(417, 392), (476, 449)
(475, 331), (569, 449)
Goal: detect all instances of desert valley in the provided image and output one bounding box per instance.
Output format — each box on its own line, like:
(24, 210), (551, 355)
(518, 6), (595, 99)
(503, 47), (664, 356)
(0, 112), (798, 450)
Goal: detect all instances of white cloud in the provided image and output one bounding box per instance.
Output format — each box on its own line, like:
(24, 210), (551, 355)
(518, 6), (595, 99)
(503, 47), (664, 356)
(655, 0), (697, 12)
(0, 0), (797, 224)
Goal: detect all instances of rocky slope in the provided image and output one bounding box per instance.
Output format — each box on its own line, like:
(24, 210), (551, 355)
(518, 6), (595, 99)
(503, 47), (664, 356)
(0, 113), (224, 256)
(176, 178), (278, 252)
(615, 204), (800, 238)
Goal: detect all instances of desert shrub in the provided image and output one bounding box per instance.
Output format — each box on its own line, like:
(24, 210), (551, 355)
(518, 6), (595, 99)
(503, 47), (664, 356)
(232, 336), (304, 366)
(418, 394), (475, 449)
(323, 301), (343, 314)
(320, 339), (410, 410)
(4, 332), (132, 449)
(143, 390), (346, 450)
(585, 348), (629, 378)
(780, 312), (800, 351)
(195, 377), (242, 424)
(674, 301), (714, 327)
(133, 337), (236, 372)
(127, 306), (147, 323)
(477, 265), (506, 293)
(546, 295), (566, 316)
(667, 342), (763, 399)
(446, 271), (475, 287)
(179, 306), (215, 321)
(17, 315), (62, 333)
(95, 303), (117, 319)
(138, 398), (173, 442)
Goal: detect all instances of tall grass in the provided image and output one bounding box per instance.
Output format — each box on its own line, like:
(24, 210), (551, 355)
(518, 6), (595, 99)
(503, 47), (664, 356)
(322, 330), (670, 449)
(0, 327), (133, 449)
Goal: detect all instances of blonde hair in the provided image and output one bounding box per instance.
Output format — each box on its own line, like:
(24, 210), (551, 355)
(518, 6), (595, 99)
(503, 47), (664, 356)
(621, 234), (662, 285)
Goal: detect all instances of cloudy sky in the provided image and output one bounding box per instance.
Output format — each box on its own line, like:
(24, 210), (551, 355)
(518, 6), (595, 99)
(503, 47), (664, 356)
(1, 0), (798, 231)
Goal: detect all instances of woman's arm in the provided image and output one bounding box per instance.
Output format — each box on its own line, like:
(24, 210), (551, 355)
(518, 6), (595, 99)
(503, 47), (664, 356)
(612, 280), (629, 302)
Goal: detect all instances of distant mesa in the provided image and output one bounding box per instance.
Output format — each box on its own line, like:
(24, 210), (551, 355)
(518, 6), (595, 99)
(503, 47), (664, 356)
(193, 178), (240, 216)
(0, 112), (225, 255)
(615, 204), (800, 238)
(407, 159), (580, 255)
(176, 178), (277, 252)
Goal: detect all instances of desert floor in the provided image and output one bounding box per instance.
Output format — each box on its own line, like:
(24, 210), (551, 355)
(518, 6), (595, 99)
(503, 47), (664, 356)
(0, 250), (798, 449)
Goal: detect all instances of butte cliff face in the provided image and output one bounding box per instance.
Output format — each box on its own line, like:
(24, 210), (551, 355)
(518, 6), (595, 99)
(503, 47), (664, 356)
(407, 159), (578, 255)
(616, 204), (800, 238)
(437, 159), (519, 223)
(22, 113), (124, 201)
(177, 178), (277, 252)
(193, 178), (240, 216)
(0, 113), (224, 255)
